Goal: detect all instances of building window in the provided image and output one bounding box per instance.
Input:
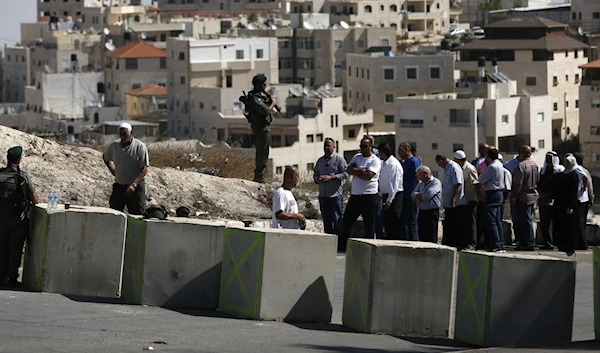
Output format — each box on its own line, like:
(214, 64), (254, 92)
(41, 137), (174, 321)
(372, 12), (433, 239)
(361, 68), (364, 78)
(348, 66), (351, 76)
(380, 38), (390, 46)
(553, 76), (558, 86)
(502, 114), (509, 124)
(384, 115), (394, 123)
(390, 4), (397, 11)
(316, 134), (323, 142)
(449, 109), (470, 126)
(349, 91), (351, 98)
(365, 5), (372, 13)
(356, 67), (359, 77)
(334, 40), (343, 50)
(553, 102), (558, 111)
(430, 67), (440, 79)
(307, 163), (315, 171)
(236, 50), (244, 59)
(433, 115), (438, 122)
(179, 52), (185, 60)
(226, 75), (232, 88)
(537, 112), (544, 122)
(385, 94), (394, 103)
(383, 68), (395, 80)
(432, 142), (438, 150)
(576, 99), (579, 108)
(307, 134), (314, 143)
(453, 143), (464, 151)
(116, 84), (119, 91)
(160, 57), (166, 69)
(217, 129), (225, 141)
(575, 74), (580, 83)
(537, 139), (545, 149)
(566, 100), (569, 108)
(575, 51), (579, 59)
(525, 77), (536, 86)
(348, 129), (356, 138)
(592, 99), (600, 108)
(357, 39), (364, 48)
(256, 49), (264, 59)
(132, 83), (141, 89)
(406, 67), (417, 80)
(125, 58), (138, 70)
(180, 76), (186, 84)
(565, 74), (569, 82)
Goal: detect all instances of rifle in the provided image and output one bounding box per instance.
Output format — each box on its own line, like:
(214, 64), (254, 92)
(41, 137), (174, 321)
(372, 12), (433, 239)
(16, 167), (32, 255)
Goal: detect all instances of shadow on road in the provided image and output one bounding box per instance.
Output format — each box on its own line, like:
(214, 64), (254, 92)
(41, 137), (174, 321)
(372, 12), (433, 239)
(63, 294), (126, 305)
(292, 344), (456, 353)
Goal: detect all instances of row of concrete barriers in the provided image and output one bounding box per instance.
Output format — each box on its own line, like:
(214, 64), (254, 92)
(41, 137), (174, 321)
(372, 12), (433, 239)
(20, 204), (597, 347)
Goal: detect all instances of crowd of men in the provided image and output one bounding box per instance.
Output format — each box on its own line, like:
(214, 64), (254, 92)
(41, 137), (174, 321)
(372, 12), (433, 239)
(272, 138), (595, 257)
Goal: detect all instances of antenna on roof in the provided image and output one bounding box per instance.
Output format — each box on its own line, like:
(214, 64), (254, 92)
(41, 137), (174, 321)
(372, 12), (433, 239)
(289, 87), (302, 97)
(303, 21), (314, 30)
(340, 21), (350, 29)
(141, 32), (148, 40)
(103, 27), (111, 35)
(178, 33), (186, 40)
(325, 82), (332, 90)
(105, 41), (116, 51)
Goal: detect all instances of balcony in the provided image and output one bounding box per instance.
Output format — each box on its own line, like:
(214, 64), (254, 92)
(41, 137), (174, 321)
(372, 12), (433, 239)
(108, 6), (145, 14)
(399, 119), (424, 128)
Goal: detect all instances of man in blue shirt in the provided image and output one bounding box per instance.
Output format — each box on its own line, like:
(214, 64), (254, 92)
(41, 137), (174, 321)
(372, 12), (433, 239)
(314, 138), (348, 238)
(398, 142), (421, 241)
(478, 148), (506, 252)
(412, 165), (442, 243)
(436, 154), (469, 249)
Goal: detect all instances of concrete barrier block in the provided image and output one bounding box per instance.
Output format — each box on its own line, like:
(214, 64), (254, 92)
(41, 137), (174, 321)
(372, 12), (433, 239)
(218, 227), (336, 322)
(342, 239), (457, 337)
(586, 224), (599, 246)
(122, 217), (225, 309)
(594, 248), (600, 340)
(23, 204), (127, 298)
(455, 251), (576, 347)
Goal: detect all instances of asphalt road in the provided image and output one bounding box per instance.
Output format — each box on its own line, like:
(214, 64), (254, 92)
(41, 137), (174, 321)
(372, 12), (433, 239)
(0, 249), (597, 353)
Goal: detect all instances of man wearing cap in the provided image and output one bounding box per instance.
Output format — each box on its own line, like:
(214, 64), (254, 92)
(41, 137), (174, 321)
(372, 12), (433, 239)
(103, 123), (149, 215)
(0, 146), (39, 288)
(453, 150), (479, 249)
(245, 74), (277, 183)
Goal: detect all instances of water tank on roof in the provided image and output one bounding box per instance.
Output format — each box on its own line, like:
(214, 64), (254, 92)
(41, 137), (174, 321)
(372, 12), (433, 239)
(477, 56), (486, 68)
(441, 40), (450, 51)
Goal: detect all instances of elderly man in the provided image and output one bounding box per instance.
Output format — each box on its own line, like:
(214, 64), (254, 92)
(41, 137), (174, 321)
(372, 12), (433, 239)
(398, 142), (421, 241)
(573, 152), (593, 250)
(313, 138), (348, 237)
(103, 122), (149, 215)
(537, 151), (564, 249)
(478, 148), (506, 252)
(412, 165), (442, 243)
(454, 150), (479, 249)
(273, 166), (306, 229)
(511, 145), (540, 251)
(340, 135), (382, 251)
(436, 154), (468, 249)
(377, 143), (404, 240)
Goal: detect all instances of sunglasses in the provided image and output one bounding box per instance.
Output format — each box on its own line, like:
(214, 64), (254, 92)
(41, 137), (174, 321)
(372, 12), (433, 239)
(359, 144), (370, 148)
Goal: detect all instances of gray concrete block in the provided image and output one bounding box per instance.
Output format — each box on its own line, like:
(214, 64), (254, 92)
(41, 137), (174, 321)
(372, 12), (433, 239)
(594, 248), (600, 340)
(342, 239), (457, 338)
(219, 227), (336, 322)
(23, 204), (127, 298)
(122, 217), (225, 309)
(586, 224), (599, 246)
(455, 251), (576, 347)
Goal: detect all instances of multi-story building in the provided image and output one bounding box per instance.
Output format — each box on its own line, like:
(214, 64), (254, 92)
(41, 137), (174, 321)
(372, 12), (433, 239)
(578, 59), (600, 175)
(570, 0), (600, 35)
(241, 17), (396, 87)
(37, 0), (129, 20)
(0, 104), (25, 130)
(167, 36), (278, 138)
(346, 50), (455, 132)
(105, 41), (168, 107)
(2, 46), (31, 103)
(126, 84), (168, 121)
(454, 16), (588, 144)
(154, 0), (284, 16)
(394, 75), (553, 169)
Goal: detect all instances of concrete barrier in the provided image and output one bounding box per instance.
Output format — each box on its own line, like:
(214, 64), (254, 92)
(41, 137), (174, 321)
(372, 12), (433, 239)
(586, 224), (599, 246)
(342, 239), (457, 337)
(23, 204), (127, 298)
(594, 248), (600, 340)
(218, 227), (336, 322)
(455, 251), (576, 347)
(122, 217), (225, 309)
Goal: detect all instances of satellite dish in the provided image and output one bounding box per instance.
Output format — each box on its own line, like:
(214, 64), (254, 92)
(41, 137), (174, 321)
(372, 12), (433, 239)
(355, 21), (365, 28)
(578, 26), (585, 36)
(270, 24), (277, 30)
(303, 86), (310, 95)
(241, 32), (250, 38)
(247, 23), (258, 30)
(103, 27), (110, 35)
(178, 33), (186, 40)
(340, 21), (350, 29)
(89, 26), (98, 34)
(97, 102), (103, 108)
(332, 24), (340, 29)
(105, 42), (116, 51)
(141, 32), (148, 40)
(325, 82), (332, 90)
(303, 21), (314, 30)
(289, 87), (302, 97)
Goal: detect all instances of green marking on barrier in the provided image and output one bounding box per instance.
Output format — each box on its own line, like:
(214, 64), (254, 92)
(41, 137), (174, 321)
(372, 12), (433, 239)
(594, 248), (600, 339)
(122, 216), (147, 304)
(219, 228), (265, 318)
(342, 239), (372, 332)
(456, 252), (490, 346)
(26, 207), (48, 290)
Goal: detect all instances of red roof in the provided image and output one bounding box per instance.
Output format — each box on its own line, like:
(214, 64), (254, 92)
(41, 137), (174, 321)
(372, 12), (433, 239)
(580, 59), (600, 69)
(146, 6), (161, 12)
(127, 85), (167, 97)
(107, 42), (166, 59)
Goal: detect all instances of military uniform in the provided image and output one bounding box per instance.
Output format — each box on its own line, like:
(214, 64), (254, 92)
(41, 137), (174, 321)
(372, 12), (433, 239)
(0, 146), (36, 287)
(247, 74), (273, 183)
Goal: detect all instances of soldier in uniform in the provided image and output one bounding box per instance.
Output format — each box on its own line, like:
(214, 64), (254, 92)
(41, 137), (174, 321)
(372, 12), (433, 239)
(0, 146), (39, 288)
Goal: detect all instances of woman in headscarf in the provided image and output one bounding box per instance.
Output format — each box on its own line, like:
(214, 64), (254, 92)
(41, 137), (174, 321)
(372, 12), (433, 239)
(551, 155), (580, 256)
(537, 151), (564, 250)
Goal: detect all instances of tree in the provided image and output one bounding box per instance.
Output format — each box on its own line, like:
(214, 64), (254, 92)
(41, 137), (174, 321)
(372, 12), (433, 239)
(513, 0), (523, 8)
(479, 0), (502, 11)
(248, 13), (258, 23)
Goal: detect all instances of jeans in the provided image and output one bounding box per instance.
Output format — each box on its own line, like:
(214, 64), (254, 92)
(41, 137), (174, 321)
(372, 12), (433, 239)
(375, 198), (385, 239)
(484, 191), (504, 251)
(514, 201), (535, 248)
(319, 195), (343, 237)
(383, 192), (404, 240)
(109, 181), (147, 215)
(400, 198), (419, 241)
(418, 208), (439, 243)
(252, 125), (270, 183)
(538, 205), (553, 247)
(340, 194), (379, 252)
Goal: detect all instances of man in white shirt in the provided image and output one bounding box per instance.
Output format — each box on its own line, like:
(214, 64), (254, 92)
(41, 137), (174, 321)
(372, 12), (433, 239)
(377, 143), (404, 240)
(572, 152), (592, 250)
(478, 148), (506, 252)
(272, 166), (306, 229)
(340, 136), (382, 251)
(435, 154), (469, 249)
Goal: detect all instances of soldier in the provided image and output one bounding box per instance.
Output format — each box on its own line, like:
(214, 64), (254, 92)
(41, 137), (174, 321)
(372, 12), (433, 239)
(0, 146), (39, 288)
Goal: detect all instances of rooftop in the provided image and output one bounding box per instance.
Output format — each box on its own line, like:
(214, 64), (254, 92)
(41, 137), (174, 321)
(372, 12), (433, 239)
(103, 120), (159, 127)
(488, 3), (570, 14)
(107, 41), (167, 59)
(457, 36), (588, 51)
(580, 59), (600, 69)
(485, 16), (567, 29)
(126, 85), (167, 97)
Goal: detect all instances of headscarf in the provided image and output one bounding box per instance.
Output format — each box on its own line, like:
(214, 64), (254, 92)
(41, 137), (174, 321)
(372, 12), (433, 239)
(563, 155), (577, 174)
(540, 151), (564, 175)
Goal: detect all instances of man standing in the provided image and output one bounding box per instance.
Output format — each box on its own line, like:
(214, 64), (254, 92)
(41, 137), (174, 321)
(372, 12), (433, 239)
(436, 154), (468, 249)
(473, 143), (489, 249)
(398, 142), (421, 240)
(313, 138), (348, 237)
(454, 150), (479, 249)
(471, 143), (489, 169)
(0, 146), (39, 288)
(340, 136), (381, 251)
(103, 122), (149, 215)
(377, 143), (404, 240)
(242, 74), (277, 183)
(537, 151), (564, 249)
(478, 149), (506, 253)
(273, 166), (306, 229)
(412, 165), (442, 243)
(511, 145), (540, 251)
(573, 152), (593, 250)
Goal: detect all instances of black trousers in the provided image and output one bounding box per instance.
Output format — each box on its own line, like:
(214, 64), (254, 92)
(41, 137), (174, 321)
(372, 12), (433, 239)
(383, 191), (404, 240)
(418, 208), (440, 243)
(575, 202), (589, 250)
(539, 205), (554, 247)
(468, 201), (478, 248)
(476, 201), (487, 249)
(443, 205), (470, 249)
(109, 181), (147, 215)
(553, 205), (577, 253)
(340, 194), (379, 251)
(252, 125), (270, 183)
(0, 217), (27, 283)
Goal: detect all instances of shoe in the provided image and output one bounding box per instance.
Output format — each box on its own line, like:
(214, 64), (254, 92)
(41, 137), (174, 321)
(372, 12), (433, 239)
(566, 251), (575, 257)
(490, 248), (506, 253)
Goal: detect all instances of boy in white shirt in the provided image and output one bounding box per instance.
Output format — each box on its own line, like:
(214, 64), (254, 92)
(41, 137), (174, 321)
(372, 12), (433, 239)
(272, 166), (307, 229)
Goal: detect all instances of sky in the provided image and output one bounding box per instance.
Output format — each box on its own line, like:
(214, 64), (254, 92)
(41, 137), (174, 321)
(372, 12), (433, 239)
(0, 0), (152, 52)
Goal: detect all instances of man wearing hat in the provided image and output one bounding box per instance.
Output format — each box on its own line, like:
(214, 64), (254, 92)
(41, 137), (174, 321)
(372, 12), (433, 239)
(243, 74), (277, 183)
(103, 122), (149, 215)
(453, 150), (479, 249)
(0, 146), (39, 288)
